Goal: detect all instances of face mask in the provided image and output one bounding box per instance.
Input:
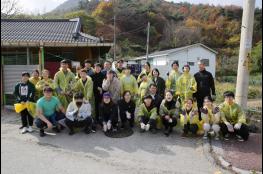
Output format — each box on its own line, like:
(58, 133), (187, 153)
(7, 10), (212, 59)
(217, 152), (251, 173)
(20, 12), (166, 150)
(76, 101), (83, 107)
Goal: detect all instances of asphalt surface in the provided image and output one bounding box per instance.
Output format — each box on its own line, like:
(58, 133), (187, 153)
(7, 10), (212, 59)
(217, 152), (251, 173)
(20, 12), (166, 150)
(1, 110), (230, 174)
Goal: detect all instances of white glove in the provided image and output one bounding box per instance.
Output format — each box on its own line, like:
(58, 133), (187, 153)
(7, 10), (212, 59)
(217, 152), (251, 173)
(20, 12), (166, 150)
(225, 122), (234, 132)
(234, 123), (241, 130)
(140, 123), (145, 130)
(145, 124), (150, 131)
(107, 121), (112, 130)
(126, 111), (131, 119)
(168, 118), (173, 123)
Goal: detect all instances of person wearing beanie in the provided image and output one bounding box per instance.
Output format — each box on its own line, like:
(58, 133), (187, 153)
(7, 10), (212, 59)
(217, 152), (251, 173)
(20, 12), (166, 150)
(54, 59), (76, 108)
(176, 64), (197, 103)
(65, 92), (93, 135)
(13, 72), (36, 134)
(137, 95), (158, 134)
(218, 91), (249, 141)
(201, 96), (220, 140)
(194, 59), (216, 120)
(159, 91), (180, 136)
(99, 92), (118, 133)
(166, 60), (182, 94)
(102, 70), (121, 103)
(120, 66), (138, 98)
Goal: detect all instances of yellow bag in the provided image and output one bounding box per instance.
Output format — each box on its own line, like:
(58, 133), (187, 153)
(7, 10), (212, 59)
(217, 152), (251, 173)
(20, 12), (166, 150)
(26, 102), (37, 118)
(14, 103), (27, 113)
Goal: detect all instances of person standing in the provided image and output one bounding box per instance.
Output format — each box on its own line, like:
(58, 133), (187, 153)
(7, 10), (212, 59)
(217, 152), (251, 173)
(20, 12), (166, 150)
(194, 59), (216, 120)
(29, 69), (41, 100)
(13, 72), (35, 134)
(91, 63), (105, 124)
(36, 69), (55, 98)
(176, 64), (197, 103)
(151, 68), (165, 98)
(138, 73), (152, 101)
(102, 70), (121, 104)
(120, 66), (138, 98)
(137, 62), (152, 84)
(54, 59), (76, 109)
(101, 60), (113, 76)
(166, 61), (181, 94)
(115, 59), (125, 79)
(83, 59), (94, 77)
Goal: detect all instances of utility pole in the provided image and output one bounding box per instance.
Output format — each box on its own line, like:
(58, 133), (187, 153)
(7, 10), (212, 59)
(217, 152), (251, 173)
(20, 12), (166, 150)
(146, 22), (150, 61)
(113, 15), (116, 61)
(235, 0), (255, 109)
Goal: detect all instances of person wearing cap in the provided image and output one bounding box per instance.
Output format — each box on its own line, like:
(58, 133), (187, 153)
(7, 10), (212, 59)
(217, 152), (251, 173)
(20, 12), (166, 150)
(201, 96), (221, 140)
(137, 62), (152, 84)
(151, 68), (165, 98)
(194, 59), (216, 120)
(115, 59), (125, 78)
(120, 66), (138, 98)
(54, 59), (76, 108)
(118, 91), (136, 129)
(180, 98), (199, 137)
(137, 95), (158, 134)
(138, 73), (153, 102)
(35, 86), (65, 137)
(36, 69), (55, 98)
(65, 92), (93, 135)
(99, 92), (118, 132)
(102, 70), (121, 103)
(176, 64), (197, 103)
(166, 60), (181, 94)
(218, 91), (249, 141)
(84, 59), (94, 77)
(91, 63), (105, 124)
(159, 91), (180, 136)
(13, 72), (36, 134)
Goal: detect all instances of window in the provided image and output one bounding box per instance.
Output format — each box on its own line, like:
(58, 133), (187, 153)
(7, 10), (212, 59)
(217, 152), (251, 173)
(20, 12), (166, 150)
(187, 62), (195, 66)
(202, 59), (209, 66)
(2, 53), (27, 65)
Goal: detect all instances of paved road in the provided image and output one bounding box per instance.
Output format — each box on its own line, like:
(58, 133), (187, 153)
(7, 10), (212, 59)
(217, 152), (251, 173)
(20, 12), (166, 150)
(1, 110), (230, 174)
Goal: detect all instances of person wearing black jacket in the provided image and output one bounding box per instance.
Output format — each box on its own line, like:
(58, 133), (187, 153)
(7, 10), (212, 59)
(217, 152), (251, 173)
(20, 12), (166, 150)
(148, 84), (163, 114)
(99, 92), (118, 132)
(151, 68), (165, 98)
(13, 72), (35, 134)
(194, 59), (216, 120)
(91, 63), (105, 124)
(118, 91), (136, 129)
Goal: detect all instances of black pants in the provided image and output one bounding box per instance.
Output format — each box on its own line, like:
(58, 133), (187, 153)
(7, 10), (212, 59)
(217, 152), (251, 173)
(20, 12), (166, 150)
(94, 95), (102, 123)
(20, 109), (34, 127)
(140, 116), (156, 130)
(196, 95), (210, 120)
(102, 114), (118, 128)
(65, 117), (93, 131)
(183, 122), (198, 134)
(162, 117), (177, 130)
(120, 113), (134, 127)
(219, 123), (249, 141)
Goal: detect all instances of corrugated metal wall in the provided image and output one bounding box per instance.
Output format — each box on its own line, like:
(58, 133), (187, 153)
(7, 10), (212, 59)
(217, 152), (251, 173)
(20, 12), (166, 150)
(3, 65), (39, 94)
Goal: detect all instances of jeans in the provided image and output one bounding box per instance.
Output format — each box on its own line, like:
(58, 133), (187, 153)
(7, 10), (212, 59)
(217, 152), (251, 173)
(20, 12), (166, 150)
(35, 113), (57, 129)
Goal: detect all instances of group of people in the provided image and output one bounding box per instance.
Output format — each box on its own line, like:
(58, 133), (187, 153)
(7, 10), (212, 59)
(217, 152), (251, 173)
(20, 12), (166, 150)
(13, 58), (249, 141)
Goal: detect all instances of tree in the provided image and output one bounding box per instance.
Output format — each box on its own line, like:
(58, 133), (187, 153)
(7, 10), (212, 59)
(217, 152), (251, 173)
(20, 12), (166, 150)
(1, 0), (21, 18)
(251, 41), (262, 74)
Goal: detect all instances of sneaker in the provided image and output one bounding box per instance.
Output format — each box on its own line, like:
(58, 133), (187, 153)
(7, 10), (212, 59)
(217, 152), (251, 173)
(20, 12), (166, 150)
(69, 130), (75, 135)
(145, 124), (150, 131)
(21, 127), (27, 134)
(236, 135), (244, 142)
(27, 126), (33, 133)
(84, 128), (91, 134)
(224, 134), (230, 140)
(40, 129), (46, 137)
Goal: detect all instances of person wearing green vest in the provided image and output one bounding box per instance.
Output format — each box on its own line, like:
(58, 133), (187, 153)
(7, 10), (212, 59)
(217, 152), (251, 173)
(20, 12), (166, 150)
(120, 66), (138, 98)
(36, 69), (55, 98)
(219, 91), (249, 141)
(54, 59), (76, 109)
(166, 60), (181, 95)
(115, 59), (125, 79)
(29, 69), (41, 100)
(138, 73), (152, 101)
(137, 62), (152, 84)
(137, 95), (158, 134)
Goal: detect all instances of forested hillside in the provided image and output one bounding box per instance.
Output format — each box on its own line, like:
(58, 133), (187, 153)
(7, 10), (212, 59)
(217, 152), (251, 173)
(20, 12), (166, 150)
(15, 0), (263, 75)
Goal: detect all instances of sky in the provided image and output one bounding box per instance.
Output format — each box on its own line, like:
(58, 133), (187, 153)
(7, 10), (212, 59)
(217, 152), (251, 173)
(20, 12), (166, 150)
(3, 0), (262, 15)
